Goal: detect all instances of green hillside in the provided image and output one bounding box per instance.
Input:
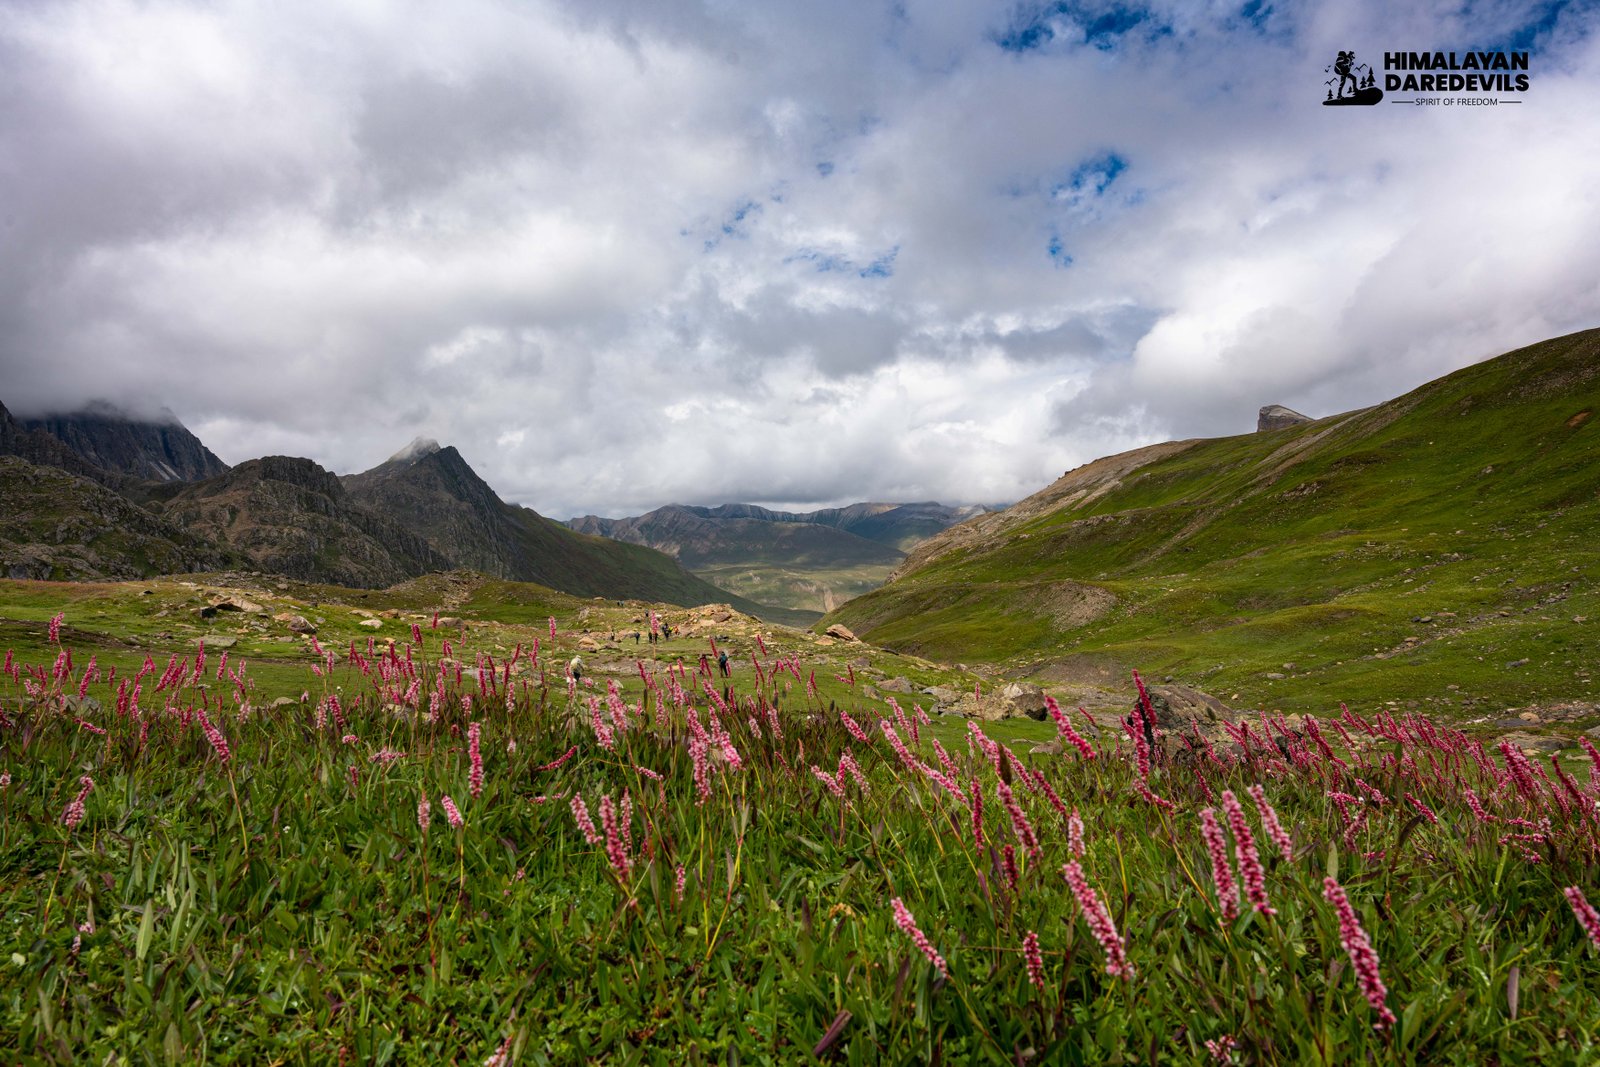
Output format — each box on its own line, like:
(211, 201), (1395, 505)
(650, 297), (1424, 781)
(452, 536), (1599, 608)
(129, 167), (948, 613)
(825, 328), (1600, 715)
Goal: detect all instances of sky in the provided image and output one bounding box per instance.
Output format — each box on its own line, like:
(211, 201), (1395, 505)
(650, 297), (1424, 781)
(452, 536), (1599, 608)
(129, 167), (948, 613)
(2, 0), (1597, 520)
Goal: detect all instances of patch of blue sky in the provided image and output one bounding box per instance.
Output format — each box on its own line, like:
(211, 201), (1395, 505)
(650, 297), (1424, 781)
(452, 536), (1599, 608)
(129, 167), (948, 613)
(1050, 151), (1129, 204)
(993, 1), (1163, 53)
(1046, 233), (1073, 267)
(702, 199), (763, 252)
(1473, 0), (1581, 53)
(784, 246), (898, 279)
(858, 247), (898, 278)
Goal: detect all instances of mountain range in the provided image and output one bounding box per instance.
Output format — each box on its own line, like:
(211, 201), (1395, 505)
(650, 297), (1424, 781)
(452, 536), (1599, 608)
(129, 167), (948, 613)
(0, 403), (808, 623)
(567, 501), (988, 613)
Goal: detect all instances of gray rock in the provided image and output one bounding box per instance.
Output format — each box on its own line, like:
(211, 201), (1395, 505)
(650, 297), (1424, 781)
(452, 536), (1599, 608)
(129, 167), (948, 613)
(1257, 404), (1312, 432)
(825, 624), (859, 642)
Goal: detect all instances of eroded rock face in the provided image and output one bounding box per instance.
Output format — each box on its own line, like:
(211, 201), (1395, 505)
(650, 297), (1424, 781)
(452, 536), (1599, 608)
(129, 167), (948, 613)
(1257, 404), (1312, 432)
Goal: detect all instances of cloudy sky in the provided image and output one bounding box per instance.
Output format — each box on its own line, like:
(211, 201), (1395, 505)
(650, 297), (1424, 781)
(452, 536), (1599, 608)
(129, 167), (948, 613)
(2, 0), (1596, 519)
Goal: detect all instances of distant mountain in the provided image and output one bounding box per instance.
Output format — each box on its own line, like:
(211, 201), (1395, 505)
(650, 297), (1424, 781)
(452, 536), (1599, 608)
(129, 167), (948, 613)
(567, 500), (987, 613)
(21, 401), (228, 482)
(824, 327), (1600, 716)
(154, 455), (451, 589)
(573, 501), (987, 555)
(0, 406), (794, 620)
(342, 440), (801, 621)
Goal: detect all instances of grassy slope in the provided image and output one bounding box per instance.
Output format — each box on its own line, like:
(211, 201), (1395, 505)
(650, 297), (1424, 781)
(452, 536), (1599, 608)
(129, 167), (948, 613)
(826, 328), (1600, 715)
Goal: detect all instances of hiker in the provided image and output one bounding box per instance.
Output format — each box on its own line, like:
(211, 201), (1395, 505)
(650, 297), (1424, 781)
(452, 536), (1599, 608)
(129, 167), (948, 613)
(717, 650), (730, 677)
(568, 655), (583, 684)
(661, 622), (672, 641)
(633, 631), (640, 644)
(699, 653), (711, 678)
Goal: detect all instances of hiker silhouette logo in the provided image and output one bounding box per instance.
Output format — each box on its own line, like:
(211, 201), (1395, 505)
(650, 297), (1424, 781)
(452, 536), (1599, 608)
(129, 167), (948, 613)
(1323, 51), (1383, 105)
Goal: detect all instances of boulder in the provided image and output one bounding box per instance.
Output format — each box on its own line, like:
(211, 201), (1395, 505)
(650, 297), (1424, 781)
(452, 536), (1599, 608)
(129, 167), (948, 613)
(998, 682), (1049, 721)
(1497, 730), (1570, 755)
(201, 636), (237, 649)
(825, 624), (859, 642)
(358, 618), (383, 629)
(1129, 684), (1236, 737)
(274, 612), (316, 634)
(198, 596), (264, 618)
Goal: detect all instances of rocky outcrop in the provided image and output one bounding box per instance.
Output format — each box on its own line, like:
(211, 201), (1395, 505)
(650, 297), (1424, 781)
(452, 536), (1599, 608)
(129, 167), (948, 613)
(157, 456), (450, 588)
(1257, 404), (1312, 432)
(0, 455), (233, 581)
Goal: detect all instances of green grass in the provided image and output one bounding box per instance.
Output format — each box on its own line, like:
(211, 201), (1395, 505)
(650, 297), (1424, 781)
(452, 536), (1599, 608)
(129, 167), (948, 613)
(2, 620), (1599, 1064)
(826, 329), (1600, 716)
(690, 560), (887, 618)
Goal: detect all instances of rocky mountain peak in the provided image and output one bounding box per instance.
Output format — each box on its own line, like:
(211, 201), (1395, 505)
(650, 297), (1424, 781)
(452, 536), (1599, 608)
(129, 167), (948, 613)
(385, 436), (442, 466)
(1257, 404), (1312, 432)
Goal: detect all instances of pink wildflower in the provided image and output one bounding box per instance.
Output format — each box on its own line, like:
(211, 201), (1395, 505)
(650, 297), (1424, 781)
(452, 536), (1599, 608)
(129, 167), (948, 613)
(675, 864), (687, 901)
(1068, 808), (1085, 858)
(1246, 783), (1294, 859)
(49, 612), (63, 644)
(1022, 930), (1045, 989)
(440, 794), (464, 830)
(1221, 790), (1274, 915)
(1061, 861), (1133, 977)
(1199, 808), (1239, 922)
(1046, 695), (1096, 759)
(971, 777), (985, 847)
(1204, 1035), (1239, 1063)
(197, 710), (231, 764)
(1322, 877), (1396, 1029)
(811, 765), (847, 799)
(468, 722), (485, 799)
(996, 779), (1041, 861)
(62, 775), (95, 831)
(1132, 777), (1176, 811)
(1404, 792), (1440, 825)
(418, 792), (431, 832)
(1566, 886), (1600, 949)
(599, 794), (631, 877)
(570, 794), (602, 845)
(533, 746), (578, 773)
(890, 897), (948, 979)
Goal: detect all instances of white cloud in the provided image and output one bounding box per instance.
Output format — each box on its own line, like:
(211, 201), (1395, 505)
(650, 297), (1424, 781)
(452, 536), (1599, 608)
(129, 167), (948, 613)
(1, 0), (1596, 519)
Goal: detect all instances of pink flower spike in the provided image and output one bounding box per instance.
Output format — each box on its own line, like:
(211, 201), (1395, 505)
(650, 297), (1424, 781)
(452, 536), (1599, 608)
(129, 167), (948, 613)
(418, 792), (431, 832)
(440, 795), (464, 830)
(1022, 930), (1046, 989)
(1199, 808), (1239, 922)
(1322, 876), (1397, 1029)
(468, 721), (485, 799)
(1221, 790), (1274, 916)
(1061, 861), (1132, 978)
(1246, 783), (1294, 859)
(1567, 886), (1600, 949)
(890, 897), (949, 980)
(569, 794), (602, 845)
